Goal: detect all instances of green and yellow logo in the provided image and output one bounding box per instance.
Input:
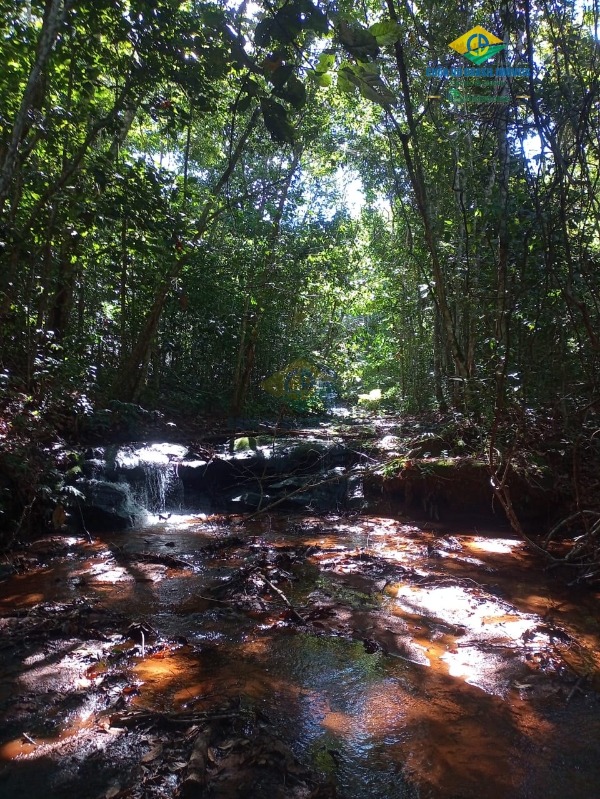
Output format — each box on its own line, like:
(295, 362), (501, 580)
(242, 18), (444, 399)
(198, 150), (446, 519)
(262, 358), (320, 401)
(449, 26), (505, 65)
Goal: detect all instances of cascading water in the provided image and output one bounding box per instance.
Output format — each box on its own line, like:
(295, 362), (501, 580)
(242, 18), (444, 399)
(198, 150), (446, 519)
(115, 443), (186, 515)
(79, 436), (361, 531)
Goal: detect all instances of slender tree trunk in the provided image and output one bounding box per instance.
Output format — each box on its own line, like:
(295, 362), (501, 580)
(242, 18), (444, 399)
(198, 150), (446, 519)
(113, 109), (260, 402)
(0, 0), (70, 214)
(433, 309), (447, 412)
(120, 216), (129, 359)
(230, 147), (302, 415)
(385, 0), (470, 397)
(494, 84), (511, 412)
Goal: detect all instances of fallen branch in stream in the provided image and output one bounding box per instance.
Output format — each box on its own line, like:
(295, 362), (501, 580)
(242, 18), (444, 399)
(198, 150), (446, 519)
(242, 468), (362, 521)
(126, 550), (192, 570)
(257, 570), (306, 624)
(180, 726), (212, 797)
(108, 709), (241, 729)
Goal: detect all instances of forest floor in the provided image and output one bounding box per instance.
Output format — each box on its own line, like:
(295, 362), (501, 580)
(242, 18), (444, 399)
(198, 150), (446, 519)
(1, 408), (600, 797)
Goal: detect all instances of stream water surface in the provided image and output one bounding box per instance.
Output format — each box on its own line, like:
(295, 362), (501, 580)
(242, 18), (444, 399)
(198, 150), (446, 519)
(1, 509), (600, 798)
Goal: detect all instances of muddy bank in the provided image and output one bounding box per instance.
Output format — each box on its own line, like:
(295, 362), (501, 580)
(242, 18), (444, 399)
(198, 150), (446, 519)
(1, 511), (600, 798)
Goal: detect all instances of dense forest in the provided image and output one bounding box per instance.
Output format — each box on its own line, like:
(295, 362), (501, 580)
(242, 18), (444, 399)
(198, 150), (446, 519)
(1, 2), (600, 797)
(1, 0), (599, 546)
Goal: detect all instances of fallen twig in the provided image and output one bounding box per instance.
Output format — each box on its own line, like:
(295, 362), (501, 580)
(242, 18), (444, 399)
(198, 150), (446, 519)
(258, 570), (306, 624)
(108, 709), (240, 729)
(180, 726), (212, 797)
(566, 675), (587, 704)
(243, 470), (354, 521)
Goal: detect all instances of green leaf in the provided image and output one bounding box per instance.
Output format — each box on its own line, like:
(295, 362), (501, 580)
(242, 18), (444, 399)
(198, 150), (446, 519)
(342, 62), (397, 106)
(237, 94), (253, 113)
(337, 66), (358, 95)
(369, 19), (401, 46)
(337, 20), (380, 61)
(269, 4), (303, 44)
(301, 0), (329, 34)
(269, 63), (294, 89)
(315, 72), (333, 87)
(241, 76), (261, 96)
(260, 98), (295, 144)
(316, 52), (335, 73)
(273, 75), (307, 108)
(255, 18), (274, 47)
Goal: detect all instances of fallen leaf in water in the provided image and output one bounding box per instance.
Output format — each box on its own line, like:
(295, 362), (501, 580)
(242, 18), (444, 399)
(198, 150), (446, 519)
(151, 647), (172, 659)
(86, 660), (109, 677)
(141, 743), (163, 763)
(218, 739), (237, 751)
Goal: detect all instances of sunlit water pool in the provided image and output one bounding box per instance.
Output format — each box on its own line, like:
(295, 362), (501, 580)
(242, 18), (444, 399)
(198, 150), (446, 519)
(1, 513), (600, 798)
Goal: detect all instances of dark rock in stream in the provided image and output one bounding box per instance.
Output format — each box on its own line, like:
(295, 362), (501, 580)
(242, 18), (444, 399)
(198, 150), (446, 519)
(77, 479), (145, 531)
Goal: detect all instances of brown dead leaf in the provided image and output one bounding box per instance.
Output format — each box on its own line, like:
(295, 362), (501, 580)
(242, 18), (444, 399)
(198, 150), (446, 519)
(141, 743), (163, 763)
(52, 504), (66, 530)
(150, 647), (172, 659)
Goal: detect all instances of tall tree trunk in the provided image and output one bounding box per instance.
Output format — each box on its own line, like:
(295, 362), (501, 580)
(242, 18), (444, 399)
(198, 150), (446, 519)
(494, 73), (511, 413)
(385, 0), (471, 397)
(113, 109), (260, 402)
(0, 0), (70, 214)
(47, 231), (78, 340)
(230, 148), (302, 415)
(433, 309), (447, 412)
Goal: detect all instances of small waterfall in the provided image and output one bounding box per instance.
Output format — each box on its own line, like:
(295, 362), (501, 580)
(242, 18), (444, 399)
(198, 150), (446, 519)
(115, 443), (186, 515)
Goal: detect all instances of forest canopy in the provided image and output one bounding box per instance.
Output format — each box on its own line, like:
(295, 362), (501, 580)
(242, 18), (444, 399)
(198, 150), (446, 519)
(0, 0), (598, 420)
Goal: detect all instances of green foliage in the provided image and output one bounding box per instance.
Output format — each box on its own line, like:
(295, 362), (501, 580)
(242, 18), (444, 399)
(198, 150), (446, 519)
(0, 0), (597, 441)
(369, 20), (401, 47)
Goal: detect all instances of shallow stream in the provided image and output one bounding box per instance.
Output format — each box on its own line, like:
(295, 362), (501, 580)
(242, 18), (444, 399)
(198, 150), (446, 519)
(1, 509), (600, 798)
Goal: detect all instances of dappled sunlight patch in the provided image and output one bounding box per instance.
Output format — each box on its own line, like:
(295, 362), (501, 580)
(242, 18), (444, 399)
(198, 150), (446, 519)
(388, 581), (562, 695)
(440, 646), (508, 690)
(466, 536), (523, 554)
(87, 562), (136, 583)
(0, 564), (79, 608)
(132, 648), (192, 698)
(141, 511), (210, 529)
(321, 709), (354, 735)
(357, 680), (408, 737)
(0, 712), (105, 761)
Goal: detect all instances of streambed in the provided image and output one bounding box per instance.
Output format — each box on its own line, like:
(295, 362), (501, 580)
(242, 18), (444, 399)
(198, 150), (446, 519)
(1, 510), (600, 798)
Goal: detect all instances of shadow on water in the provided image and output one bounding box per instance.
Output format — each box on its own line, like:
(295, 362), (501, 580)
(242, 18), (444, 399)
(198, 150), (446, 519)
(1, 511), (600, 798)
